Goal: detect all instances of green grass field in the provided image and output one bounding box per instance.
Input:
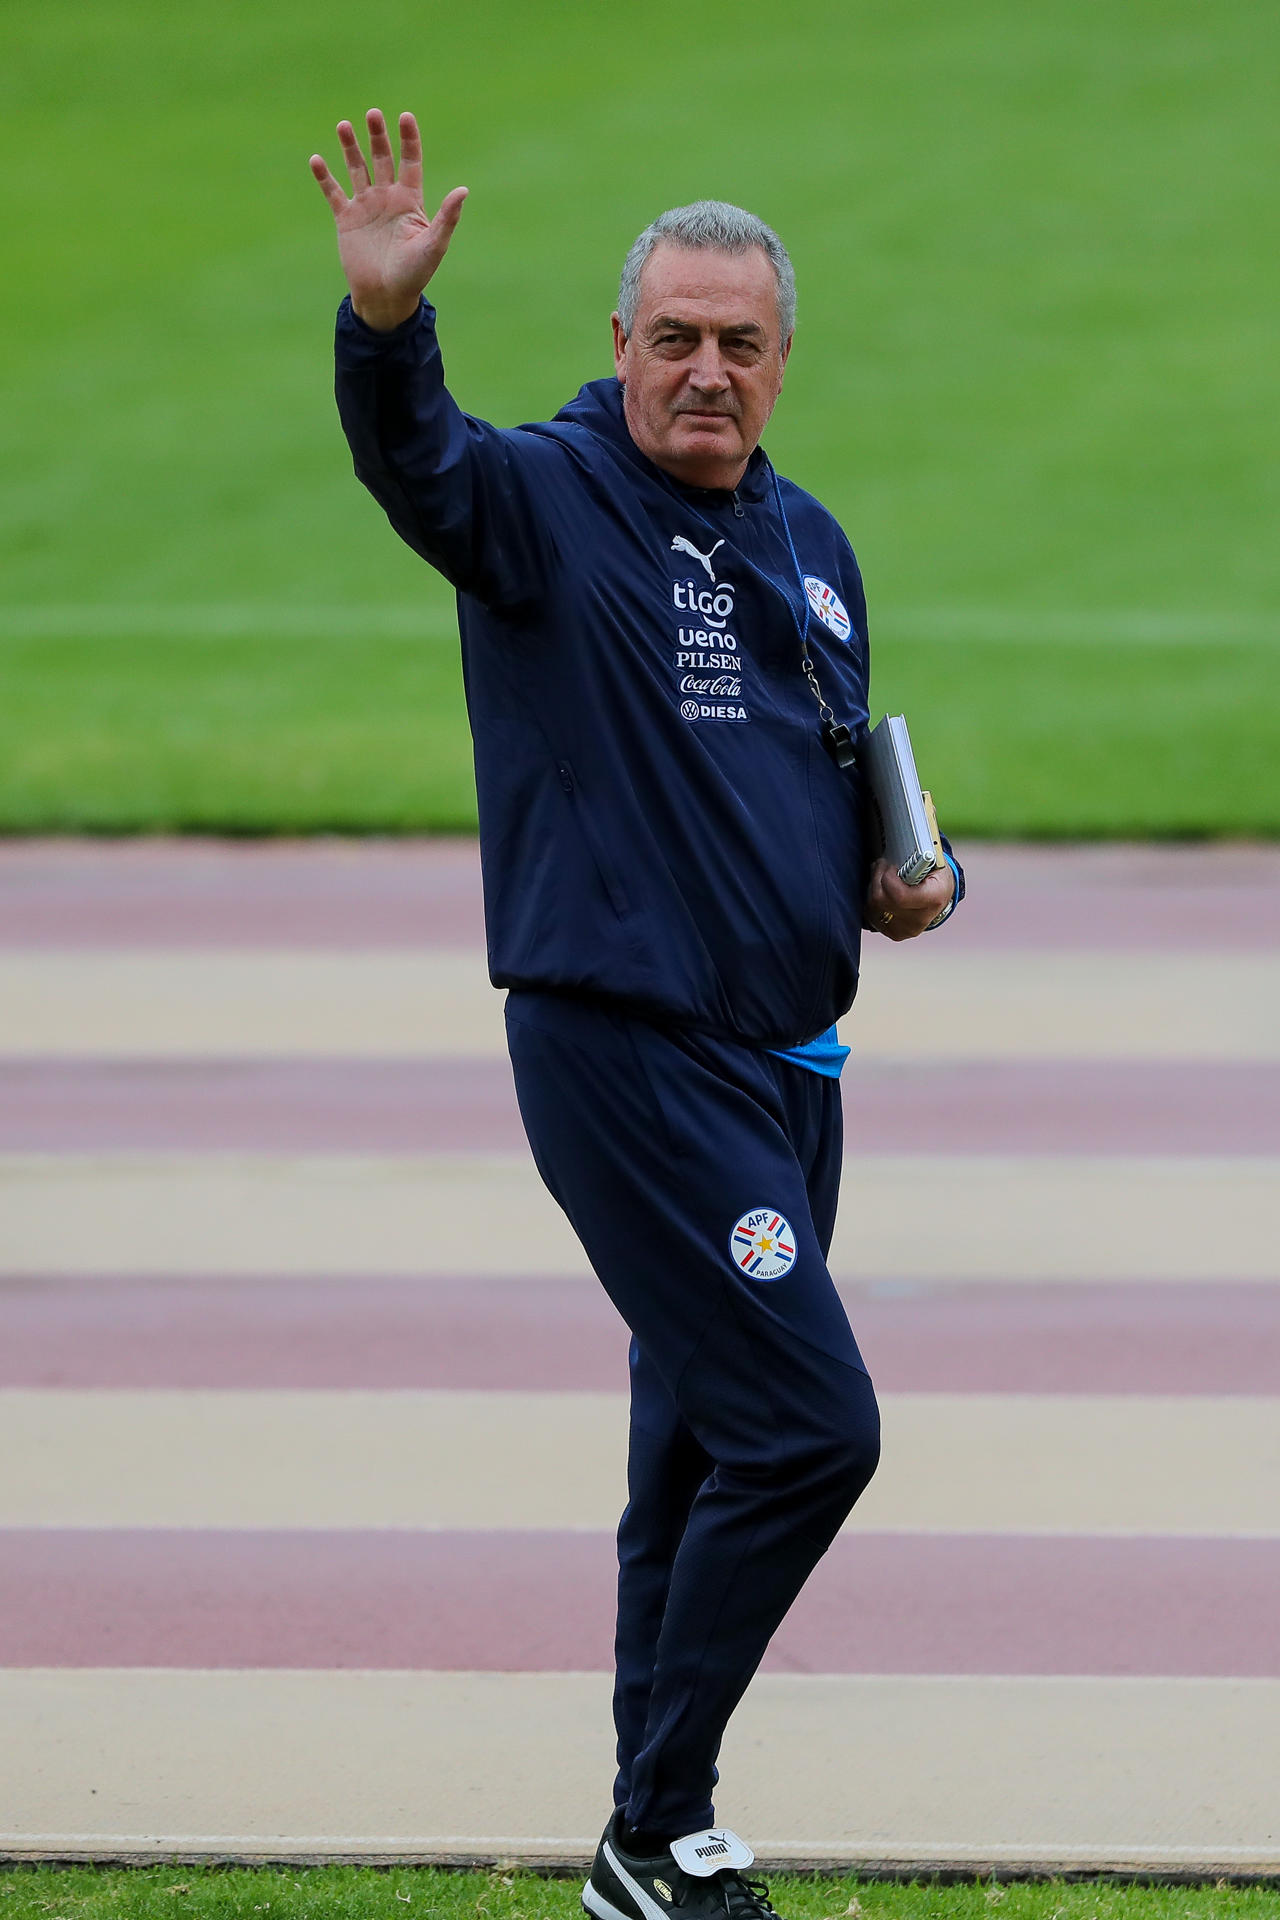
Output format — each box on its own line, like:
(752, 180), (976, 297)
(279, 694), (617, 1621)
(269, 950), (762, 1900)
(3, 1867), (1279, 1920)
(3, 0), (1277, 834)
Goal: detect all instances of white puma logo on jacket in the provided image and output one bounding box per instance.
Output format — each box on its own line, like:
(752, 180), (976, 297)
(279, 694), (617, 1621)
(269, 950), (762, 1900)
(671, 535), (724, 582)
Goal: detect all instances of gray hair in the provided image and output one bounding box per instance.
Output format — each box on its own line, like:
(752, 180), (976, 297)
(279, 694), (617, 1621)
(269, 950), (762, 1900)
(617, 200), (796, 342)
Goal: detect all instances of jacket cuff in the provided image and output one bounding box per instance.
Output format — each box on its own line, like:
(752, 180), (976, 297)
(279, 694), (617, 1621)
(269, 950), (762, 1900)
(925, 849), (962, 930)
(334, 294), (433, 366)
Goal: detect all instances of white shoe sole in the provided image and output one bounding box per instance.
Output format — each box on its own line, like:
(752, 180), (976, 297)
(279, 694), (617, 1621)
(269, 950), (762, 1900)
(582, 1882), (631, 1920)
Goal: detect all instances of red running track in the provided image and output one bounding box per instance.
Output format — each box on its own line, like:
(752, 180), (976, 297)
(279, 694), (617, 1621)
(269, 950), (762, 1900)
(1, 1530), (1277, 1675)
(1, 1058), (1275, 1153)
(2, 840), (1278, 950)
(2, 842), (1273, 1696)
(3, 1277), (1276, 1393)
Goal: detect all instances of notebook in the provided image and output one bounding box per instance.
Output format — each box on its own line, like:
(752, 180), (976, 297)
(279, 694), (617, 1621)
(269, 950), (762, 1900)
(864, 713), (943, 885)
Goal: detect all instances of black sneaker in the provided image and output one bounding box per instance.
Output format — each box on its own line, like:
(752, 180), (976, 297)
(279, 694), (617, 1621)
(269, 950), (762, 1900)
(583, 1811), (782, 1920)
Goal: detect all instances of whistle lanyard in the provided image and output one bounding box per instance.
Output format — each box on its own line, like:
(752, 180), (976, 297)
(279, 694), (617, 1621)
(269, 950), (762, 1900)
(769, 468), (859, 770)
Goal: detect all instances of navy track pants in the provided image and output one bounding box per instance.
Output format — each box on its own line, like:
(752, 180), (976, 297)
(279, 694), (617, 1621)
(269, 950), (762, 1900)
(505, 991), (881, 1838)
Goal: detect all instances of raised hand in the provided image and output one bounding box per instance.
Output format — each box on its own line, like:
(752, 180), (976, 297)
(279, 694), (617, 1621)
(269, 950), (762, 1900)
(310, 109), (467, 332)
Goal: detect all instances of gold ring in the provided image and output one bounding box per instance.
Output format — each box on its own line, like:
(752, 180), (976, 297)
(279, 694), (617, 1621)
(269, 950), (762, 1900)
(881, 910), (894, 927)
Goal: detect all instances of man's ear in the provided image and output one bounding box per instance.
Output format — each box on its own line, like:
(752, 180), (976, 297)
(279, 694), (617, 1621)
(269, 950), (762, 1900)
(779, 330), (794, 382)
(611, 311), (628, 384)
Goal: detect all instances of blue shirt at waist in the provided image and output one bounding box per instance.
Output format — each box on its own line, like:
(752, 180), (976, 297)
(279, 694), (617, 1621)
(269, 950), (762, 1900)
(767, 1024), (850, 1079)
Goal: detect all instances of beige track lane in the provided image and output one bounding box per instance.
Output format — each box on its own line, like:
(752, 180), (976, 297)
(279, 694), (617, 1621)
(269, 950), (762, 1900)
(2, 1389), (1277, 1533)
(2, 1670), (1278, 1867)
(0, 950), (1276, 1060)
(1, 1152), (1276, 1280)
(0, 952), (502, 1059)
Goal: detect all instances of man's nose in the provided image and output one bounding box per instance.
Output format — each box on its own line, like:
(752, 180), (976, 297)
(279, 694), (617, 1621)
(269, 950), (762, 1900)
(686, 342), (731, 391)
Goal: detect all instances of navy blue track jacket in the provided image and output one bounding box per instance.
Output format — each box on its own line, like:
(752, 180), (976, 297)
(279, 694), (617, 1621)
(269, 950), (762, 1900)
(336, 296), (893, 1051)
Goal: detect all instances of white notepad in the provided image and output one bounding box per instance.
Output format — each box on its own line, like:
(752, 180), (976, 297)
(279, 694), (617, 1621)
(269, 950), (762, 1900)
(864, 713), (938, 884)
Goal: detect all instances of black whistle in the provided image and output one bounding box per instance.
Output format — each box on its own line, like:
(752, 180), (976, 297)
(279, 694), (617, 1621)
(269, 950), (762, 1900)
(821, 721), (858, 770)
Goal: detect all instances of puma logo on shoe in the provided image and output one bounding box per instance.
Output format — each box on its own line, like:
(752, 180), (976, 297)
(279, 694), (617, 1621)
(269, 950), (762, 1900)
(669, 1827), (755, 1876)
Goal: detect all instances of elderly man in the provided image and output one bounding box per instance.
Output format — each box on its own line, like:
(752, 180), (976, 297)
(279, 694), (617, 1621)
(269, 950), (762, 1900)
(312, 109), (961, 1920)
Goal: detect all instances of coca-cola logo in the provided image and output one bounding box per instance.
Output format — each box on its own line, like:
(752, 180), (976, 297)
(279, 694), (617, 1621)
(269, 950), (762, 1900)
(680, 673), (742, 698)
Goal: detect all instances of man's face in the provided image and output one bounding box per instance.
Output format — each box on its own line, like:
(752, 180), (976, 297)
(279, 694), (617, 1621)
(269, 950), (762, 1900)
(612, 242), (791, 492)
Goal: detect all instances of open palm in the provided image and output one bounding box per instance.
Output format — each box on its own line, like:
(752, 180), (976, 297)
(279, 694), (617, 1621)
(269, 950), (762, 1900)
(310, 109), (467, 331)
